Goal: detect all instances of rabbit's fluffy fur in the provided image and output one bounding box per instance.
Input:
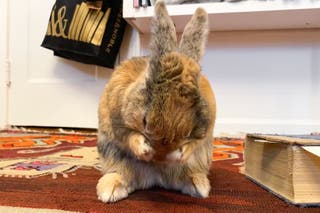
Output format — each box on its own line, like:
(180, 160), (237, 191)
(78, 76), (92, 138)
(97, 1), (216, 203)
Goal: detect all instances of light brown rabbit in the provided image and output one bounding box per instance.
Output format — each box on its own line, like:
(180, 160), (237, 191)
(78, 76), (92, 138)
(97, 1), (216, 203)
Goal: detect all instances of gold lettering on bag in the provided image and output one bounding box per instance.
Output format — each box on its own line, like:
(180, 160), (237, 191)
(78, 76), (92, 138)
(68, 4), (80, 40)
(47, 5), (68, 38)
(105, 10), (123, 53)
(86, 12), (104, 43)
(80, 10), (98, 42)
(72, 2), (89, 40)
(91, 8), (111, 46)
(46, 1), (109, 46)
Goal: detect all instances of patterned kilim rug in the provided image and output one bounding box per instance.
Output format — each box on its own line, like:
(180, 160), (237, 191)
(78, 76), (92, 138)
(0, 130), (318, 212)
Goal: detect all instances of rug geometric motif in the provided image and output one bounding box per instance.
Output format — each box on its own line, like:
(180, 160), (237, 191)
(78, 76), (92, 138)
(213, 137), (243, 161)
(0, 130), (244, 179)
(0, 130), (98, 179)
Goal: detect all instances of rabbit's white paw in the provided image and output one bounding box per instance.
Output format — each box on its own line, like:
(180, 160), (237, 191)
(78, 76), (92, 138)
(182, 174), (210, 198)
(129, 133), (154, 161)
(192, 174), (210, 198)
(166, 148), (183, 163)
(166, 143), (193, 163)
(97, 173), (128, 203)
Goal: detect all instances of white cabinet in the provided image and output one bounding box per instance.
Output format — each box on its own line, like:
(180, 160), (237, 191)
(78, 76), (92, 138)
(123, 0), (320, 33)
(122, 0), (320, 135)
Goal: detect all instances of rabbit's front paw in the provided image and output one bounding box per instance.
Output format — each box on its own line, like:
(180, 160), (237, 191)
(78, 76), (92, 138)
(166, 148), (183, 163)
(192, 173), (210, 198)
(166, 143), (193, 163)
(182, 174), (210, 198)
(128, 133), (154, 161)
(97, 173), (128, 203)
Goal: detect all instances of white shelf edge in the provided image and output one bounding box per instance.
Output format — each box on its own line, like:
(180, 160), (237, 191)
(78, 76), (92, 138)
(123, 1), (320, 33)
(125, 1), (320, 18)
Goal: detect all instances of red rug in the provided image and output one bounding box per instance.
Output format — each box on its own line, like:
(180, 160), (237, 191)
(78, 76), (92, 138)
(0, 130), (318, 212)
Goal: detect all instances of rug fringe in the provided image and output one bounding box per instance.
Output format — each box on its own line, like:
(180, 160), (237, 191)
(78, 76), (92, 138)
(5, 126), (98, 136)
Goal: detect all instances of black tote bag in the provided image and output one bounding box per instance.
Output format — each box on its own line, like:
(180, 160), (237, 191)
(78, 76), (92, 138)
(41, 0), (126, 68)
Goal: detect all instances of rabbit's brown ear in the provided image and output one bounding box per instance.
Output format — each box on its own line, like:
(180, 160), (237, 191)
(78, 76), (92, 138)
(179, 8), (208, 62)
(149, 1), (177, 80)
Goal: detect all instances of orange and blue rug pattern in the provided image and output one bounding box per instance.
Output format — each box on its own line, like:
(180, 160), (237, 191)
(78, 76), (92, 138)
(213, 138), (243, 161)
(0, 130), (243, 178)
(0, 130), (98, 178)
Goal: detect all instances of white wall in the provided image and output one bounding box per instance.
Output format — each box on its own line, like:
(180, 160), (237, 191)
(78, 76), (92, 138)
(0, 0), (8, 129)
(140, 29), (320, 135)
(1, 0), (319, 134)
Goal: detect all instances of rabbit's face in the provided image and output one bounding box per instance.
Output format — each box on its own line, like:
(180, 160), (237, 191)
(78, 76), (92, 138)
(123, 2), (210, 163)
(142, 53), (210, 162)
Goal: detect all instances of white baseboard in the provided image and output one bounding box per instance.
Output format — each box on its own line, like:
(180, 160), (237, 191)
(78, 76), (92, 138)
(214, 118), (320, 137)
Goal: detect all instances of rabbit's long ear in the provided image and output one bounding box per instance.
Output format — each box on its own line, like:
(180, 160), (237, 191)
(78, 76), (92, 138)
(179, 8), (208, 62)
(149, 1), (177, 80)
